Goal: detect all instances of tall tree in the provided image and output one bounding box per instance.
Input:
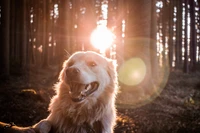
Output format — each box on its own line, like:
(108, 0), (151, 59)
(168, 0), (174, 70)
(10, 0), (16, 65)
(0, 0), (10, 77)
(189, 0), (197, 71)
(42, 0), (49, 67)
(175, 0), (183, 69)
(161, 0), (167, 65)
(56, 0), (70, 63)
(115, 0), (126, 65)
(150, 0), (158, 80)
(183, 0), (189, 73)
(22, 0), (28, 69)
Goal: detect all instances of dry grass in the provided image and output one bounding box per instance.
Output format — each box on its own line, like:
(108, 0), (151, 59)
(117, 71), (200, 133)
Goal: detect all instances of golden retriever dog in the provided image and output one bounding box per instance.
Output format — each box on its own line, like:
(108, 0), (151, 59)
(34, 51), (118, 133)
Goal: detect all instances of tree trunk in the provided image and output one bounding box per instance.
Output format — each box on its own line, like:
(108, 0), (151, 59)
(183, 0), (189, 73)
(42, 0), (49, 67)
(15, 0), (23, 69)
(150, 0), (158, 80)
(168, 0), (174, 70)
(175, 0), (183, 69)
(9, 0), (15, 64)
(35, 1), (42, 66)
(0, 0), (10, 77)
(189, 0), (197, 72)
(71, 0), (78, 53)
(22, 0), (28, 69)
(115, 0), (126, 65)
(161, 1), (167, 64)
(57, 0), (69, 59)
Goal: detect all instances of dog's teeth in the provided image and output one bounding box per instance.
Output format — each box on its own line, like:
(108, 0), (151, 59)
(81, 91), (86, 96)
(85, 84), (91, 90)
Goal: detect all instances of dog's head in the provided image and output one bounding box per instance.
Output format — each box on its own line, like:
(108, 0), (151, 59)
(58, 51), (117, 103)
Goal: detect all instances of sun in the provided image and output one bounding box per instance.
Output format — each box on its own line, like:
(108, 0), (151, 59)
(90, 26), (115, 53)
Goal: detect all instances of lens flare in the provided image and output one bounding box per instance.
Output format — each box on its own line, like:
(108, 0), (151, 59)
(117, 58), (169, 108)
(118, 58), (146, 86)
(90, 26), (114, 53)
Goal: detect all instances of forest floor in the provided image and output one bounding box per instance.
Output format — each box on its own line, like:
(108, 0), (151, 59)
(0, 67), (200, 133)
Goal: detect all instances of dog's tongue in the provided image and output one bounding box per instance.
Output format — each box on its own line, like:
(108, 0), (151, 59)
(72, 84), (86, 92)
(70, 83), (93, 94)
(69, 84), (86, 102)
(69, 82), (99, 102)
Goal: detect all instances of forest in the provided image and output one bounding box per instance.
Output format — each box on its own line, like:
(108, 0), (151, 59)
(0, 0), (200, 133)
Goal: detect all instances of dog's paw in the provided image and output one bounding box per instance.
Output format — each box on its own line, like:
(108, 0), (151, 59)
(33, 119), (51, 133)
(19, 127), (36, 133)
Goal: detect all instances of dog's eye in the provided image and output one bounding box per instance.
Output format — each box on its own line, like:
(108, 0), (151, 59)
(88, 61), (97, 67)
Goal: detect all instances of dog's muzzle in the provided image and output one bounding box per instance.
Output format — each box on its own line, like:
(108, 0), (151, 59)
(69, 81), (99, 102)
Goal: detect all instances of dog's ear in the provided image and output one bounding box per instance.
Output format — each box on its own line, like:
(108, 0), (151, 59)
(58, 60), (68, 81)
(107, 59), (118, 84)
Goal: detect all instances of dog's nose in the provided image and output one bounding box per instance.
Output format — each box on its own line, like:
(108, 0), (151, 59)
(66, 67), (80, 78)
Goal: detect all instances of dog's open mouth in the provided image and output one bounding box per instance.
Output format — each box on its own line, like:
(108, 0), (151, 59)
(69, 81), (99, 102)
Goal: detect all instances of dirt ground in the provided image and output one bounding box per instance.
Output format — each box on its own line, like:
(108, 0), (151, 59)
(0, 67), (200, 133)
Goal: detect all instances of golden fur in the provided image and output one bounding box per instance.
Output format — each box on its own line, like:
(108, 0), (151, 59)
(34, 51), (118, 133)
